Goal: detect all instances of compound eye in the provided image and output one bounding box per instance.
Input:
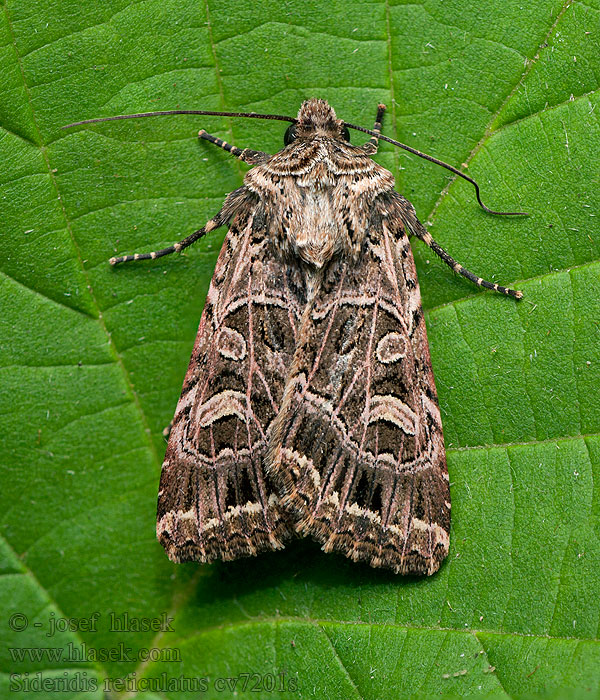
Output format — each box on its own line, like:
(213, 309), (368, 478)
(284, 124), (298, 145)
(341, 125), (350, 142)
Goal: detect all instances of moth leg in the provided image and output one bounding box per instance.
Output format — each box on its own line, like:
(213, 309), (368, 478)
(412, 220), (523, 299)
(198, 129), (270, 164)
(360, 103), (386, 155)
(109, 210), (227, 265)
(162, 419), (173, 440)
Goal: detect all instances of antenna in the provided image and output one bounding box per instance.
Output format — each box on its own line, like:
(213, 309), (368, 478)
(345, 121), (528, 216)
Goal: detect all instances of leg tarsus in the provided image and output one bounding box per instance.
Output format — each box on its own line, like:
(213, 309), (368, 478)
(411, 219), (523, 299)
(109, 212), (224, 266)
(361, 103), (386, 155)
(198, 129), (270, 164)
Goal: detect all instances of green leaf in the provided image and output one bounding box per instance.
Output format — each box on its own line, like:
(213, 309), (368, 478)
(1, 0), (599, 698)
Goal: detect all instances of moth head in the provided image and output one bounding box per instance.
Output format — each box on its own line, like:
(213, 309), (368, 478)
(285, 99), (350, 144)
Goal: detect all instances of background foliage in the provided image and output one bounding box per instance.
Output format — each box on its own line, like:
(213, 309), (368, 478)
(1, 0), (599, 698)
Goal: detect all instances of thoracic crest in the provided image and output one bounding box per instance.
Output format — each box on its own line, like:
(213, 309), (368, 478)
(246, 105), (395, 268)
(93, 98), (522, 576)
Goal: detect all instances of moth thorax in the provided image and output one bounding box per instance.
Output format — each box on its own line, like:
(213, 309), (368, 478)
(290, 181), (340, 268)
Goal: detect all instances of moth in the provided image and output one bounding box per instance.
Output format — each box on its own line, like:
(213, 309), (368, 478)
(66, 99), (523, 575)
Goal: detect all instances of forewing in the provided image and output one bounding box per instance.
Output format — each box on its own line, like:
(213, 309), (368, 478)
(157, 206), (303, 563)
(269, 197), (450, 575)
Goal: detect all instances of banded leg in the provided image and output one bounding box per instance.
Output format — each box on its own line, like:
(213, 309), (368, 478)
(361, 103), (386, 155)
(198, 130), (270, 164)
(412, 219), (523, 299)
(109, 210), (227, 265)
